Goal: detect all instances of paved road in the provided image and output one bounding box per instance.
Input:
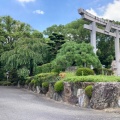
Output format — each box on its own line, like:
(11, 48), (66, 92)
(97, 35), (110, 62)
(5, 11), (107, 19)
(0, 86), (120, 120)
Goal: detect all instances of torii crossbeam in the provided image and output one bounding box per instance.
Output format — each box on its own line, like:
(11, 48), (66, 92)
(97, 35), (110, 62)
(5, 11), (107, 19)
(78, 8), (120, 76)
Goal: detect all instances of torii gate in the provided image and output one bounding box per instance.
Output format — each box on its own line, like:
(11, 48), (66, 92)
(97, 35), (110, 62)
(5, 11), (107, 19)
(78, 8), (120, 76)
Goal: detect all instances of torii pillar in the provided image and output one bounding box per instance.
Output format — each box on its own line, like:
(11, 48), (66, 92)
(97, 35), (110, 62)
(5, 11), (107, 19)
(115, 30), (120, 75)
(91, 21), (97, 54)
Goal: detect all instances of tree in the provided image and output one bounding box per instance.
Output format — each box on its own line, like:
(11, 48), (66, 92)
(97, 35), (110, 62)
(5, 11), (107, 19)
(64, 19), (90, 43)
(43, 24), (65, 37)
(97, 34), (115, 68)
(31, 30), (43, 38)
(52, 41), (101, 71)
(1, 38), (49, 78)
(47, 33), (65, 61)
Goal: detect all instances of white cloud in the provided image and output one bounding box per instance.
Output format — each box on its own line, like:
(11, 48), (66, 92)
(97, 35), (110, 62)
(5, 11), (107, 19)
(17, 0), (36, 3)
(33, 10), (44, 15)
(86, 8), (98, 16)
(86, 0), (120, 21)
(102, 0), (120, 21)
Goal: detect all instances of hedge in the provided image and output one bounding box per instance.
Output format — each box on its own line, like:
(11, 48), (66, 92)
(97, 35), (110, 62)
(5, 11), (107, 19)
(62, 75), (120, 82)
(25, 72), (58, 87)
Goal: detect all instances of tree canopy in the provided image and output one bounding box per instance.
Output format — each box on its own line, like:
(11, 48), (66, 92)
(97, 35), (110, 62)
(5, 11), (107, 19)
(1, 38), (49, 77)
(52, 41), (101, 71)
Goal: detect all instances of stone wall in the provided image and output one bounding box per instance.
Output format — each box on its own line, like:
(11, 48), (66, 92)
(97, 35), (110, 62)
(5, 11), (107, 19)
(90, 82), (120, 109)
(25, 82), (120, 110)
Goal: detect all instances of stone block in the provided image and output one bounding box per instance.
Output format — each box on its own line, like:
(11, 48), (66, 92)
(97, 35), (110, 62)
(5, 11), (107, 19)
(90, 82), (120, 109)
(77, 89), (89, 107)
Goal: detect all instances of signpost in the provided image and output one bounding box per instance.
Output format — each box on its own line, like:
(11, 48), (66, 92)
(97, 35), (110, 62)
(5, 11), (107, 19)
(78, 8), (120, 76)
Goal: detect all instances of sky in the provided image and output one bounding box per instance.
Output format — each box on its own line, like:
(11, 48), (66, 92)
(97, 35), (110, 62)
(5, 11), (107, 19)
(0, 0), (120, 32)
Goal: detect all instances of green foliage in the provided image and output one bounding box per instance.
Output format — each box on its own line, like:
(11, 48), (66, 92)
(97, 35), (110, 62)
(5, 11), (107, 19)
(97, 34), (114, 68)
(42, 82), (49, 88)
(34, 63), (52, 74)
(64, 19), (90, 43)
(52, 41), (101, 71)
(17, 67), (29, 78)
(35, 72), (58, 83)
(52, 56), (71, 72)
(76, 68), (94, 76)
(62, 75), (120, 82)
(1, 38), (49, 77)
(19, 79), (26, 86)
(30, 79), (37, 86)
(43, 24), (65, 37)
(47, 32), (65, 61)
(25, 76), (33, 85)
(0, 81), (11, 86)
(93, 68), (113, 75)
(26, 72), (58, 87)
(54, 81), (64, 92)
(85, 85), (93, 98)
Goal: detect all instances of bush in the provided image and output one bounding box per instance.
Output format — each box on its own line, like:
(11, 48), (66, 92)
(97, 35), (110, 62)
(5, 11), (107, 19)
(85, 85), (93, 98)
(30, 79), (37, 86)
(62, 75), (120, 82)
(34, 63), (52, 74)
(0, 81), (11, 86)
(25, 76), (33, 85)
(42, 82), (49, 88)
(76, 68), (94, 76)
(93, 68), (113, 75)
(54, 81), (64, 93)
(34, 72), (58, 85)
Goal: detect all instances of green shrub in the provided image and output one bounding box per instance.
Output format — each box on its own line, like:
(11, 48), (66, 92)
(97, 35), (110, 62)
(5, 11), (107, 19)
(85, 85), (93, 98)
(0, 81), (11, 86)
(51, 68), (61, 73)
(25, 76), (33, 85)
(62, 75), (120, 82)
(35, 72), (58, 84)
(93, 68), (113, 75)
(30, 79), (37, 86)
(76, 68), (94, 76)
(42, 82), (49, 88)
(34, 63), (52, 74)
(54, 81), (64, 93)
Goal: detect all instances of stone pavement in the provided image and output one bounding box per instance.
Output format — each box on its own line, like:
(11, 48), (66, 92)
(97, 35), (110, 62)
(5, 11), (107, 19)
(0, 86), (120, 120)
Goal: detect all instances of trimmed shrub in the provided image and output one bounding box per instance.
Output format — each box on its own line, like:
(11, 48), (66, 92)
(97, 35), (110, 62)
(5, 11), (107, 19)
(85, 85), (93, 98)
(62, 75), (120, 82)
(0, 81), (11, 86)
(35, 72), (58, 85)
(42, 82), (49, 88)
(76, 68), (94, 76)
(34, 63), (52, 74)
(54, 81), (64, 93)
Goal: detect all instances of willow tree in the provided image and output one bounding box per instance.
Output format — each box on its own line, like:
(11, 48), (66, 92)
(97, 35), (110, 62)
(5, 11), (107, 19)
(1, 38), (49, 78)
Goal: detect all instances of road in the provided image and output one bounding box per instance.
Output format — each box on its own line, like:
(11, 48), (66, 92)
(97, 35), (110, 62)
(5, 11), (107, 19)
(0, 86), (120, 120)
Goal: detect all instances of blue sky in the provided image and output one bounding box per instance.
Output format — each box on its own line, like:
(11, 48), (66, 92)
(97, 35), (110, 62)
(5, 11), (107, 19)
(0, 0), (119, 32)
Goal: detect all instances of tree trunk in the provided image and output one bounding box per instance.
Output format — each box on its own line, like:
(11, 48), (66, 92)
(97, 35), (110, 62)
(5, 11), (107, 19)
(29, 59), (33, 76)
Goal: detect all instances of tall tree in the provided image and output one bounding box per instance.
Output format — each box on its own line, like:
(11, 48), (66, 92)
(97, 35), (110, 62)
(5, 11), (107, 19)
(1, 38), (49, 77)
(97, 34), (115, 68)
(64, 19), (90, 43)
(48, 33), (65, 61)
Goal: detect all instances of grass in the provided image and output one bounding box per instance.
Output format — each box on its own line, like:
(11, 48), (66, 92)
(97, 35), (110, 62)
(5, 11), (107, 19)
(60, 72), (120, 82)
